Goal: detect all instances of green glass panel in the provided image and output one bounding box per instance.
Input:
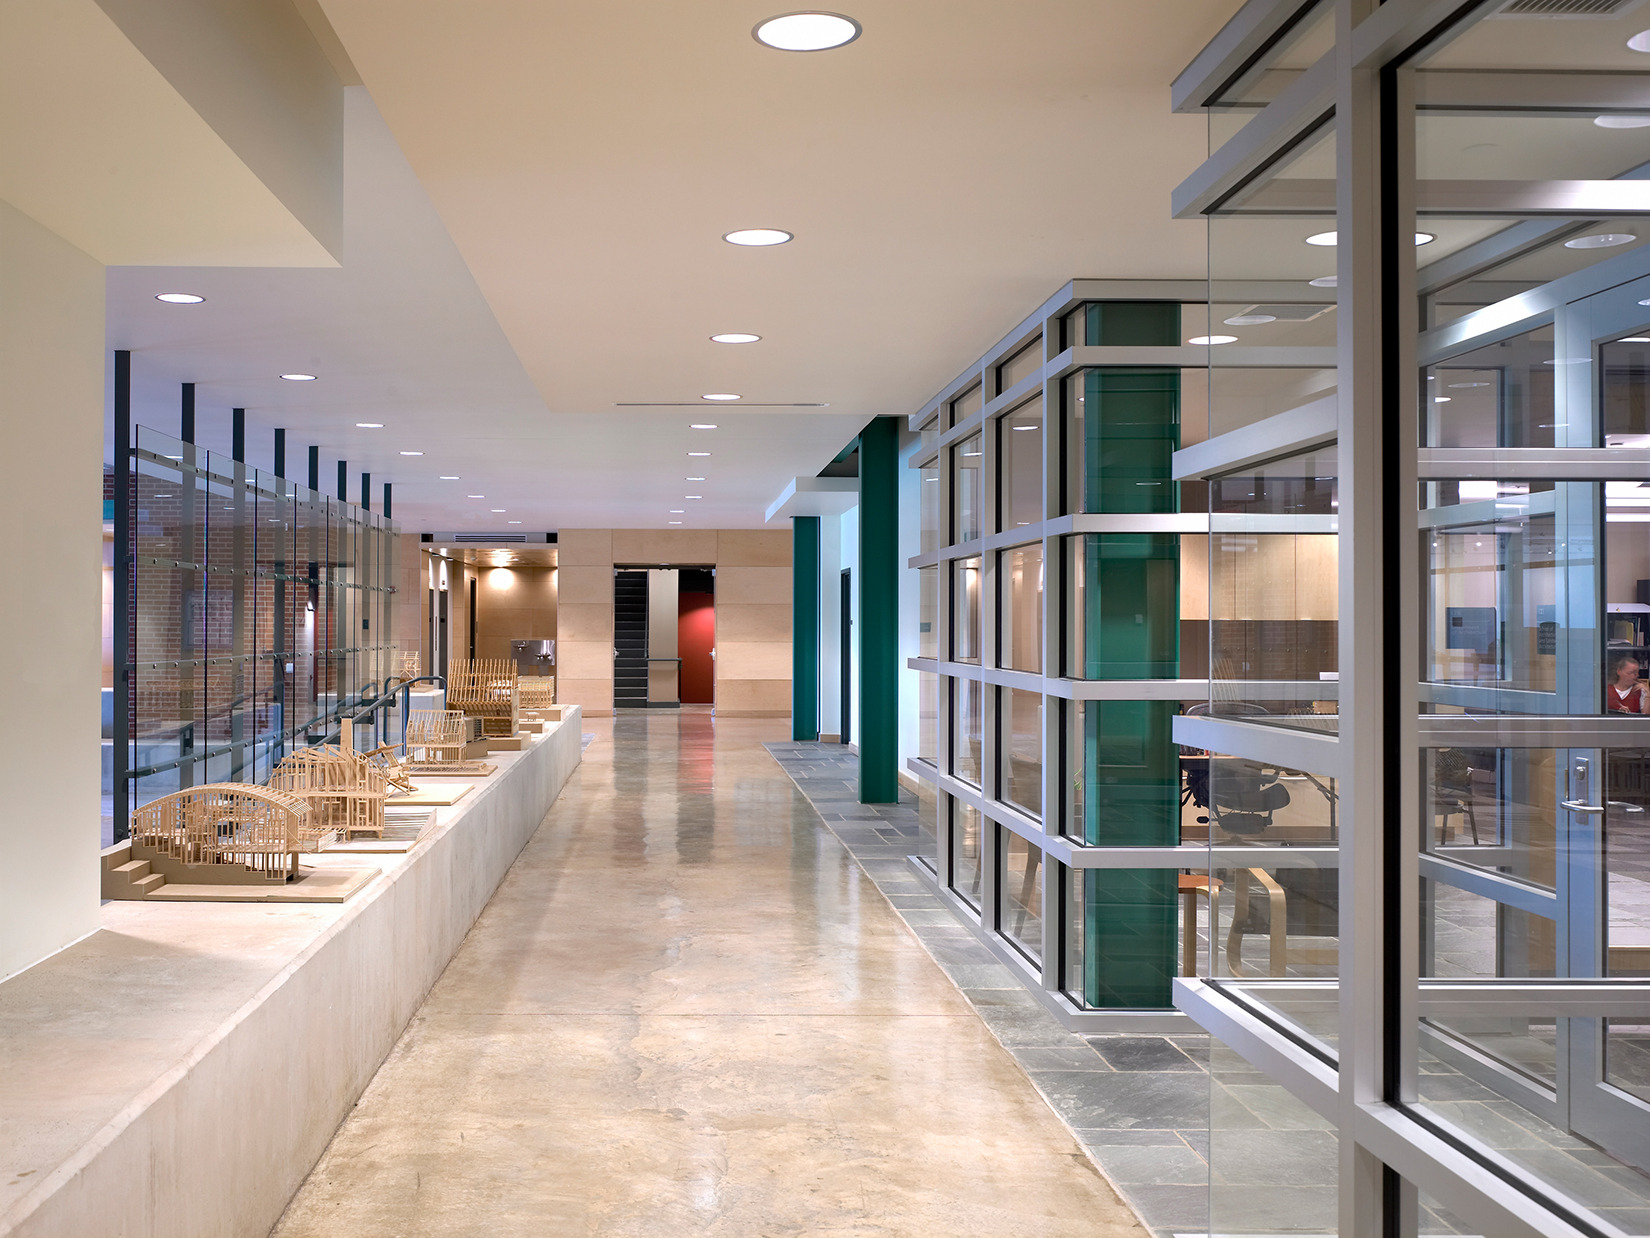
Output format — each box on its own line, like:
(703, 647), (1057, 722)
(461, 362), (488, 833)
(1084, 369), (1179, 514)
(1084, 869), (1176, 1008)
(1082, 700), (1178, 847)
(1084, 301), (1181, 348)
(1083, 534), (1179, 679)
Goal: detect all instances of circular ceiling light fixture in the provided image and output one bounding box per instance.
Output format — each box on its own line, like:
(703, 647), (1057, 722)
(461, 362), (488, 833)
(281, 373), (317, 381)
(439, 475), (460, 480)
(686, 476), (706, 481)
(1566, 232), (1637, 249)
(723, 229), (792, 247)
(507, 520), (522, 524)
(669, 521), (683, 525)
(711, 333), (761, 344)
(753, 12), (861, 51)
(690, 423), (718, 429)
(688, 451), (712, 457)
(400, 451), (424, 456)
(1595, 115), (1650, 129)
(155, 292), (204, 304)
(490, 508), (506, 513)
(686, 495), (703, 500)
(356, 422), (383, 428)
(1188, 335), (1238, 346)
(1434, 396), (1452, 403)
(467, 494), (485, 499)
(670, 509), (686, 514)
(701, 393), (741, 401)
(1309, 276), (1338, 288)
(1305, 231), (1433, 246)
(1621, 337), (1650, 343)
(1628, 29), (1650, 52)
(1224, 314), (1276, 326)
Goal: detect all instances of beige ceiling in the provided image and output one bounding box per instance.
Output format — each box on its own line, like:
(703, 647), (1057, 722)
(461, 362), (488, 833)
(310, 0), (1241, 477)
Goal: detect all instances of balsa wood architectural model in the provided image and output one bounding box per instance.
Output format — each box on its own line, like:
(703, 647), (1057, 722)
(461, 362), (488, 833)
(518, 677), (556, 710)
(127, 783), (327, 881)
(447, 657), (520, 736)
(363, 742), (417, 795)
(405, 709), (471, 764)
(269, 745), (390, 840)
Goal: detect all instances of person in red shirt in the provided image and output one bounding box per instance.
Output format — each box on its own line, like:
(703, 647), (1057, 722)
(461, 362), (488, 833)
(1608, 652), (1646, 714)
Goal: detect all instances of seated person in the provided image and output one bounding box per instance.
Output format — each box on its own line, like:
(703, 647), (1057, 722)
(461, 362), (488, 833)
(1608, 651), (1646, 714)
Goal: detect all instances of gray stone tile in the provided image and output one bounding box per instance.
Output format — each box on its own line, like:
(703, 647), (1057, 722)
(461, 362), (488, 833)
(1088, 1143), (1207, 1186)
(1012, 1043), (1114, 1072)
(1080, 1128), (1188, 1148)
(1209, 1129), (1337, 1187)
(1114, 1184), (1208, 1233)
(1087, 1036), (1202, 1073)
(1047, 1071), (1211, 1129)
(1221, 1083), (1333, 1131)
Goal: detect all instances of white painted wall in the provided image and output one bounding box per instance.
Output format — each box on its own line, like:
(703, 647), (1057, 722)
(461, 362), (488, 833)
(0, 202), (105, 980)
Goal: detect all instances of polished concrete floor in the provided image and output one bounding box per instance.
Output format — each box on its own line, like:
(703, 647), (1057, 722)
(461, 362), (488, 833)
(272, 712), (1146, 1237)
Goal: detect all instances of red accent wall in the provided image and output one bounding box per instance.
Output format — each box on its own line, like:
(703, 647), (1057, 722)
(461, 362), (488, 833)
(678, 592), (715, 704)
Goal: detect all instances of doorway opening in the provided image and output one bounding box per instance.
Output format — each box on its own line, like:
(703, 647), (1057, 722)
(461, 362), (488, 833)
(840, 568), (852, 745)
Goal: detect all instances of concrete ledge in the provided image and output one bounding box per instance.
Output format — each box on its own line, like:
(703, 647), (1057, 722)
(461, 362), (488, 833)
(0, 706), (581, 1238)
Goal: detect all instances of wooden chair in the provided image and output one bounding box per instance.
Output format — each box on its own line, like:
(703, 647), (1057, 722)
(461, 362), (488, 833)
(129, 784), (324, 880)
(1224, 867), (1338, 977)
(269, 745), (389, 840)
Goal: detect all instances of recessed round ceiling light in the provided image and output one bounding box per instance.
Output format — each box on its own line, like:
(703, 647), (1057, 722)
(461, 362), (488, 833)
(1566, 233), (1637, 249)
(356, 422), (383, 428)
(281, 373), (317, 381)
(1630, 29), (1650, 51)
(688, 451), (712, 457)
(1596, 115), (1650, 129)
(701, 393), (741, 401)
(439, 475), (460, 480)
(400, 451), (424, 456)
(670, 509), (686, 514)
(1621, 337), (1650, 343)
(686, 495), (703, 500)
(711, 333), (762, 344)
(155, 292), (204, 304)
(723, 229), (792, 247)
(1434, 396), (1451, 403)
(1305, 231), (1432, 246)
(753, 12), (861, 51)
(1188, 335), (1238, 346)
(686, 476), (706, 481)
(669, 521), (683, 525)
(1224, 315), (1276, 326)
(467, 494), (485, 498)
(690, 423), (718, 429)
(1309, 276), (1338, 288)
(490, 508), (506, 513)
(507, 520), (522, 524)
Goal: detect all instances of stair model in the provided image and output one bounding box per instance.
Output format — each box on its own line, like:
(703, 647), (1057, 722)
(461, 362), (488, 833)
(613, 570), (650, 708)
(100, 842), (168, 899)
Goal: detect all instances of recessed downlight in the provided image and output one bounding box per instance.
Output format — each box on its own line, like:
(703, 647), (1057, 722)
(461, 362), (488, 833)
(490, 508), (506, 513)
(1305, 231), (1432, 246)
(281, 373), (317, 381)
(1309, 276), (1338, 288)
(1566, 233), (1637, 249)
(507, 520), (522, 524)
(753, 12), (861, 51)
(711, 333), (762, 344)
(439, 475), (460, 480)
(670, 509), (686, 514)
(1630, 29), (1650, 52)
(1434, 396), (1451, 403)
(155, 292), (204, 304)
(356, 422), (383, 428)
(467, 494), (485, 499)
(701, 393), (741, 401)
(688, 451), (712, 457)
(690, 423), (718, 429)
(1622, 337), (1650, 343)
(686, 495), (703, 500)
(1188, 335), (1238, 346)
(400, 451), (424, 456)
(669, 521), (683, 525)
(1596, 115), (1650, 129)
(723, 229), (792, 247)
(1224, 315), (1276, 326)
(686, 476), (706, 481)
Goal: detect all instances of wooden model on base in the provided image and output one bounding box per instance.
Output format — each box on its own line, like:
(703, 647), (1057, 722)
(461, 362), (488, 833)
(363, 742), (417, 795)
(405, 709), (495, 774)
(447, 657), (520, 736)
(518, 677), (556, 710)
(128, 783), (328, 881)
(269, 744), (390, 839)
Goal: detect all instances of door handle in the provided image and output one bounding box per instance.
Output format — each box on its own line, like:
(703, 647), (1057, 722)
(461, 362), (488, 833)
(1608, 800), (1646, 815)
(1562, 799), (1606, 815)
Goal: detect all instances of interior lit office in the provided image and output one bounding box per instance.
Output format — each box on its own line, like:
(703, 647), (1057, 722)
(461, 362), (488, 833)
(12, 1), (1650, 1236)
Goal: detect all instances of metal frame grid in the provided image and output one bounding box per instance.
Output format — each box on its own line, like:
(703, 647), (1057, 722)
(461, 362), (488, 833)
(1169, 0), (1650, 1233)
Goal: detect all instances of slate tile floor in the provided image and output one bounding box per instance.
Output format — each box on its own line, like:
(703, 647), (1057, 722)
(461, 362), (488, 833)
(766, 741), (1214, 1238)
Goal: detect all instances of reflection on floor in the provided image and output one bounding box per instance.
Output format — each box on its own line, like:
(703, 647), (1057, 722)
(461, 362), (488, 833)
(769, 742), (1216, 1238)
(272, 715), (1147, 1237)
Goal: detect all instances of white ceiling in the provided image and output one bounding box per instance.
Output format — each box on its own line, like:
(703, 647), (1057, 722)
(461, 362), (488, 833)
(110, 0), (1245, 532)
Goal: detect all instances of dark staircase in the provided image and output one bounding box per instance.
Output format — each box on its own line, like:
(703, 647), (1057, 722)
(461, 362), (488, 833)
(613, 571), (650, 708)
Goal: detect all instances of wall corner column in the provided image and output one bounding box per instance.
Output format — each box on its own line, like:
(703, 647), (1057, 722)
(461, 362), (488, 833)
(791, 516), (820, 741)
(859, 417), (900, 802)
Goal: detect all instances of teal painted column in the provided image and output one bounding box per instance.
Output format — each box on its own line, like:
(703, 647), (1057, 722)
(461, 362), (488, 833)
(858, 416), (900, 803)
(1079, 302), (1182, 1009)
(792, 516), (820, 741)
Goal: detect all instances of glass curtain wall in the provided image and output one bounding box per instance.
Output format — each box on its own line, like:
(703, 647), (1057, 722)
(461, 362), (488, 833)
(123, 427), (397, 832)
(1174, 0), (1650, 1231)
(907, 284), (1217, 1025)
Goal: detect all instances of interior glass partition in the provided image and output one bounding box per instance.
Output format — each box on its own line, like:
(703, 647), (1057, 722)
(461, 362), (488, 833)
(123, 427), (397, 832)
